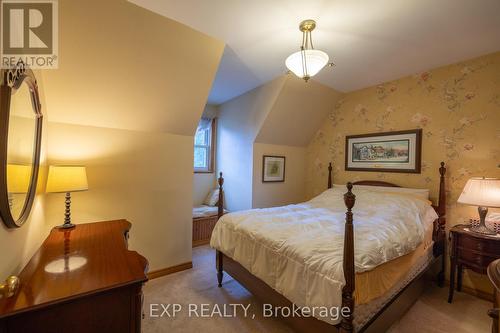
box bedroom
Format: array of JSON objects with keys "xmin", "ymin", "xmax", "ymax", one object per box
[{"xmin": 0, "ymin": 0, "xmax": 499, "ymax": 332}]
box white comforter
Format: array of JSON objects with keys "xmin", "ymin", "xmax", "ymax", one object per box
[{"xmin": 210, "ymin": 187, "xmax": 438, "ymax": 324}]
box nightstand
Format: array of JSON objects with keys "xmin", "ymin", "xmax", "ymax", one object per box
[{"xmin": 448, "ymin": 224, "xmax": 500, "ymax": 303}]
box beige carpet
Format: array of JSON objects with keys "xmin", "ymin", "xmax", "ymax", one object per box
[{"xmin": 143, "ymin": 245, "xmax": 491, "ymax": 333}]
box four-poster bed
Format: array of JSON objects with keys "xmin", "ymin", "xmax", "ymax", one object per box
[{"xmin": 213, "ymin": 162, "xmax": 447, "ymax": 333}]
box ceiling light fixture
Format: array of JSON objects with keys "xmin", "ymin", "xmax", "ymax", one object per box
[{"xmin": 285, "ymin": 19, "xmax": 332, "ymax": 82}]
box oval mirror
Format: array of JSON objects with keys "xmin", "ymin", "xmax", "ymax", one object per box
[{"xmin": 0, "ymin": 62, "xmax": 43, "ymax": 228}]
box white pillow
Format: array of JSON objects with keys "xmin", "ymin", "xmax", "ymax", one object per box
[
  {"xmin": 203, "ymin": 188, "xmax": 219, "ymax": 206},
  {"xmin": 333, "ymin": 184, "xmax": 430, "ymax": 200}
]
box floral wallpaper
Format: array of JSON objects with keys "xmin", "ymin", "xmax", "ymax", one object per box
[{"xmin": 306, "ymin": 52, "xmax": 500, "ymax": 292}]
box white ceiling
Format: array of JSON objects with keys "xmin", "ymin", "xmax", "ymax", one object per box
[{"xmin": 130, "ymin": 0, "xmax": 500, "ymax": 105}]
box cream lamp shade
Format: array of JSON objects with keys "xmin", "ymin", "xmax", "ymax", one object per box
[
  {"xmin": 285, "ymin": 49, "xmax": 329, "ymax": 80},
  {"xmin": 46, "ymin": 166, "xmax": 88, "ymax": 193},
  {"xmin": 457, "ymin": 178, "xmax": 500, "ymax": 208},
  {"xmin": 7, "ymin": 164, "xmax": 31, "ymax": 194}
]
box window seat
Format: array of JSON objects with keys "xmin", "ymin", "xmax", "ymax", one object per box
[
  {"xmin": 193, "ymin": 205, "xmax": 225, "ymax": 219},
  {"xmin": 192, "ymin": 205, "xmax": 227, "ymax": 247}
]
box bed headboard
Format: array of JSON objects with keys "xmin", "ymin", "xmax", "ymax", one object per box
[
  {"xmin": 351, "ymin": 180, "xmax": 400, "ymax": 187},
  {"xmin": 326, "ymin": 161, "xmax": 447, "ymax": 220}
]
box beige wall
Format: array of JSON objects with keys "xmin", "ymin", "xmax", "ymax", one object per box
[
  {"xmin": 252, "ymin": 143, "xmax": 306, "ymax": 208},
  {"xmin": 39, "ymin": 0, "xmax": 222, "ymax": 270},
  {"xmin": 45, "ymin": 122, "xmax": 194, "ymax": 271},
  {"xmin": 0, "ymin": 0, "xmax": 224, "ymax": 278},
  {"xmin": 0, "ymin": 163, "xmax": 49, "ymax": 278},
  {"xmin": 40, "ymin": 0, "xmax": 223, "ymax": 270},
  {"xmin": 255, "ymin": 76, "xmax": 343, "ymax": 146},
  {"xmin": 0, "ymin": 195, "xmax": 48, "ymax": 279},
  {"xmin": 307, "ymin": 51, "xmax": 500, "ymax": 293}
]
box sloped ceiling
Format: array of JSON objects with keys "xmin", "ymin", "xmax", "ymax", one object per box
[
  {"xmin": 255, "ymin": 76, "xmax": 342, "ymax": 146},
  {"xmin": 41, "ymin": 0, "xmax": 224, "ymax": 136},
  {"xmin": 218, "ymin": 75, "xmax": 342, "ymax": 148},
  {"xmin": 130, "ymin": 0, "xmax": 500, "ymax": 104},
  {"xmin": 218, "ymin": 76, "xmax": 287, "ymax": 143}
]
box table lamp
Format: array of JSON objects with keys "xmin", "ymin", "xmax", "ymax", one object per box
[
  {"xmin": 46, "ymin": 165, "xmax": 88, "ymax": 229},
  {"xmin": 458, "ymin": 177, "xmax": 500, "ymax": 235}
]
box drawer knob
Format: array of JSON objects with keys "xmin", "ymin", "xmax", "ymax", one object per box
[
  {"xmin": 0, "ymin": 275, "xmax": 20, "ymax": 298},
  {"xmin": 488, "ymin": 308, "xmax": 499, "ymax": 319}
]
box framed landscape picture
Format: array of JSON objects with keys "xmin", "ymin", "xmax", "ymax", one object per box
[
  {"xmin": 262, "ymin": 155, "xmax": 286, "ymax": 182},
  {"xmin": 345, "ymin": 129, "xmax": 422, "ymax": 173}
]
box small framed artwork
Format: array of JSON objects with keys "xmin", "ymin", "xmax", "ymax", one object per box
[
  {"xmin": 262, "ymin": 155, "xmax": 286, "ymax": 182},
  {"xmin": 345, "ymin": 129, "xmax": 422, "ymax": 173}
]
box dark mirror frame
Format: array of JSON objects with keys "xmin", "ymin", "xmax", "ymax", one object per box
[{"xmin": 0, "ymin": 61, "xmax": 43, "ymax": 228}]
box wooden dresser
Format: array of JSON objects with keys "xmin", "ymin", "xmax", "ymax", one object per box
[{"xmin": 0, "ymin": 220, "xmax": 148, "ymax": 333}]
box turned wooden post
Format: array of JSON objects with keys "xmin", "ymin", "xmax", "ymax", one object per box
[
  {"xmin": 217, "ymin": 172, "xmax": 224, "ymax": 220},
  {"xmin": 216, "ymin": 172, "xmax": 224, "ymax": 287},
  {"xmin": 437, "ymin": 162, "xmax": 446, "ymax": 225},
  {"xmin": 436, "ymin": 162, "xmax": 447, "ymax": 286},
  {"xmin": 327, "ymin": 162, "xmax": 333, "ymax": 189},
  {"xmin": 341, "ymin": 182, "xmax": 356, "ymax": 333}
]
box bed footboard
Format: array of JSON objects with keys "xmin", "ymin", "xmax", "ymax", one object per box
[{"xmin": 334, "ymin": 163, "xmax": 447, "ymax": 331}]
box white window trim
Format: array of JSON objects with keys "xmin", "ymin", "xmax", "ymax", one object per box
[{"xmin": 194, "ymin": 118, "xmax": 215, "ymax": 173}]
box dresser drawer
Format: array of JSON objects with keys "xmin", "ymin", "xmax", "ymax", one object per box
[
  {"xmin": 457, "ymin": 234, "xmax": 500, "ymax": 255},
  {"xmin": 458, "ymin": 250, "xmax": 498, "ymax": 269}
]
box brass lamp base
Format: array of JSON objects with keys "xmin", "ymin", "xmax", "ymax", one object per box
[
  {"xmin": 470, "ymin": 206, "xmax": 496, "ymax": 235},
  {"xmin": 299, "ymin": 19, "xmax": 316, "ymax": 32}
]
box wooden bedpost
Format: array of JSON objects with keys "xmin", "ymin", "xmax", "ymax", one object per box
[
  {"xmin": 437, "ymin": 162, "xmax": 446, "ymax": 225},
  {"xmin": 341, "ymin": 182, "xmax": 356, "ymax": 333},
  {"xmin": 216, "ymin": 172, "xmax": 224, "ymax": 287},
  {"xmin": 328, "ymin": 162, "xmax": 333, "ymax": 189},
  {"xmin": 217, "ymin": 172, "xmax": 224, "ymax": 220},
  {"xmin": 435, "ymin": 162, "xmax": 447, "ymax": 287}
]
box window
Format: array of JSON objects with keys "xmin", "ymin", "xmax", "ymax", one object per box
[{"xmin": 194, "ymin": 118, "xmax": 215, "ymax": 173}]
